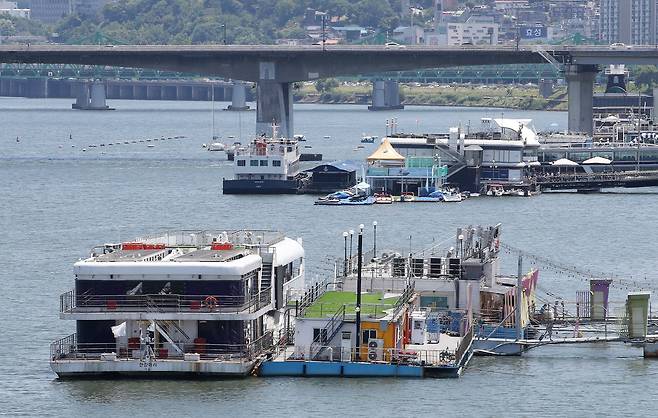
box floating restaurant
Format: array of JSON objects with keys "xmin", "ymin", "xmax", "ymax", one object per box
[{"xmin": 50, "ymin": 225, "xmax": 658, "ymax": 379}]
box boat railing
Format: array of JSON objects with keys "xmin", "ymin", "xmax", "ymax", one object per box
[
  {"xmin": 51, "ymin": 331, "xmax": 274, "ymax": 362},
  {"xmin": 536, "ymin": 169, "xmax": 658, "ymax": 185},
  {"xmin": 294, "ymin": 281, "xmax": 328, "ymax": 317},
  {"xmin": 60, "ymin": 288, "xmax": 272, "ymax": 314},
  {"xmin": 287, "ymin": 344, "xmax": 460, "ymax": 366}
]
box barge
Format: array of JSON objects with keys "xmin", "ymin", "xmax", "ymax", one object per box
[{"xmin": 50, "ymin": 229, "xmax": 305, "ymax": 378}]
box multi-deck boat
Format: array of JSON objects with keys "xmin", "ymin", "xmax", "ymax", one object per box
[
  {"xmin": 50, "ymin": 229, "xmax": 305, "ymax": 378},
  {"xmin": 222, "ymin": 125, "xmax": 304, "ymax": 194}
]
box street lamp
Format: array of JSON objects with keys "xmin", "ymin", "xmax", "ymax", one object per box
[
  {"xmin": 221, "ymin": 24, "xmax": 227, "ymax": 45},
  {"xmin": 343, "ymin": 231, "xmax": 348, "ymax": 276},
  {"xmin": 372, "ymin": 221, "xmax": 378, "ymax": 259},
  {"xmin": 355, "ymin": 224, "xmax": 364, "ymax": 360},
  {"xmin": 315, "ymin": 11, "xmax": 327, "ymax": 51},
  {"xmin": 349, "ymin": 229, "xmax": 354, "ymax": 273}
]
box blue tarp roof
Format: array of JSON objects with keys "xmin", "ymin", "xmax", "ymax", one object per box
[{"xmin": 305, "ymin": 160, "xmax": 363, "ymax": 173}]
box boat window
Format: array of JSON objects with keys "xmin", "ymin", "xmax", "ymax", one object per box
[
  {"xmin": 362, "ymin": 329, "xmax": 377, "ymax": 344},
  {"xmin": 640, "ymin": 151, "xmax": 658, "ymax": 161},
  {"xmin": 250, "ymin": 160, "xmax": 259, "ymax": 167},
  {"xmin": 615, "ymin": 151, "xmax": 636, "ymax": 161},
  {"xmin": 260, "ymin": 160, "xmax": 268, "ymax": 166},
  {"xmin": 313, "ymin": 328, "xmax": 328, "ymax": 343},
  {"xmin": 272, "ymin": 160, "xmax": 281, "ymax": 167},
  {"xmin": 237, "ymin": 160, "xmax": 246, "ymax": 167},
  {"xmin": 287, "ymin": 146, "xmax": 293, "ymax": 152}
]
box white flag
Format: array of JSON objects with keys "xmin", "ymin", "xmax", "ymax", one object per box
[{"xmin": 111, "ymin": 321, "xmax": 127, "ymax": 338}]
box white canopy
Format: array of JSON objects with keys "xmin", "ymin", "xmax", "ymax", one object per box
[
  {"xmin": 356, "ymin": 181, "xmax": 371, "ymax": 190},
  {"xmin": 551, "ymin": 158, "xmax": 579, "ymax": 167},
  {"xmin": 583, "ymin": 156, "xmax": 612, "ymax": 165}
]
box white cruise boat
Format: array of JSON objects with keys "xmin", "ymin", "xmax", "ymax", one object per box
[
  {"xmin": 222, "ymin": 125, "xmax": 303, "ymax": 194},
  {"xmin": 51, "ymin": 229, "xmax": 305, "ymax": 378}
]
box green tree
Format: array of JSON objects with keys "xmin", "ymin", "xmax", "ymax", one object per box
[{"xmin": 315, "ymin": 78, "xmax": 339, "ymax": 93}]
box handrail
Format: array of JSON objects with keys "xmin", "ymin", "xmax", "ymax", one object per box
[
  {"xmin": 310, "ymin": 305, "xmax": 346, "ymax": 360},
  {"xmin": 50, "ymin": 331, "xmax": 275, "ymax": 361},
  {"xmin": 60, "ymin": 287, "xmax": 273, "ymax": 314}
]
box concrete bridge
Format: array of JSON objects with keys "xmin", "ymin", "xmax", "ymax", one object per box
[{"xmin": 2, "ymin": 45, "xmax": 658, "ymax": 137}]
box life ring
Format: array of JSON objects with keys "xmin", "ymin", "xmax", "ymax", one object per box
[{"xmin": 204, "ymin": 296, "xmax": 218, "ymax": 310}]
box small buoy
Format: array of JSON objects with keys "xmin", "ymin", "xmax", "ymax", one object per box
[
  {"xmin": 82, "ymin": 148, "xmax": 87, "ymax": 152},
  {"xmin": 147, "ymin": 144, "xmax": 155, "ymax": 148},
  {"xmin": 202, "ymin": 144, "xmax": 207, "ymax": 148}
]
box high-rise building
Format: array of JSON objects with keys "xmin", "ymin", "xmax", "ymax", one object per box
[
  {"xmin": 29, "ymin": 0, "xmax": 73, "ymax": 23},
  {"xmin": 599, "ymin": 0, "xmax": 658, "ymax": 45}
]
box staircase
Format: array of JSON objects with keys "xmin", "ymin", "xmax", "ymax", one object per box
[
  {"xmin": 310, "ymin": 305, "xmax": 346, "ymax": 360},
  {"xmin": 144, "ymin": 296, "xmax": 192, "ymax": 354},
  {"xmin": 261, "ymin": 262, "xmax": 273, "ymax": 292}
]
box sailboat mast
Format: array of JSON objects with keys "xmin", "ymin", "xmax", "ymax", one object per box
[{"xmin": 211, "ymin": 81, "xmax": 215, "ymax": 141}]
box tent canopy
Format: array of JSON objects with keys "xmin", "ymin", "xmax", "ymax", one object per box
[
  {"xmin": 367, "ymin": 138, "xmax": 405, "ymax": 162},
  {"xmin": 583, "ymin": 156, "xmax": 612, "ymax": 165},
  {"xmin": 551, "ymin": 158, "xmax": 579, "ymax": 166}
]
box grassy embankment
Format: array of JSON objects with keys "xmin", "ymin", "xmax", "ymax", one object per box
[{"xmin": 295, "ymin": 82, "xmax": 569, "ymax": 111}]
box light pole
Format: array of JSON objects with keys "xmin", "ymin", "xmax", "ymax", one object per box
[
  {"xmin": 349, "ymin": 229, "xmax": 354, "ymax": 273},
  {"xmin": 315, "ymin": 11, "xmax": 327, "ymax": 51},
  {"xmin": 355, "ymin": 224, "xmax": 364, "ymax": 360},
  {"xmin": 221, "ymin": 24, "xmax": 227, "ymax": 45},
  {"xmin": 372, "ymin": 221, "xmax": 378, "ymax": 259},
  {"xmin": 343, "ymin": 231, "xmax": 348, "ymax": 276}
]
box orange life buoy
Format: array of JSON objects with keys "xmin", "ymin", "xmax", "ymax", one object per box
[{"xmin": 204, "ymin": 296, "xmax": 218, "ymax": 310}]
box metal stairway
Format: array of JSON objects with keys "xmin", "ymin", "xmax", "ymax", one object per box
[
  {"xmin": 261, "ymin": 262, "xmax": 273, "ymax": 292},
  {"xmin": 310, "ymin": 305, "xmax": 346, "ymax": 360}
]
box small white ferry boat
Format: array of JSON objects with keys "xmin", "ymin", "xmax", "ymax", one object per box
[
  {"xmin": 223, "ymin": 125, "xmax": 304, "ymax": 194},
  {"xmin": 51, "ymin": 229, "xmax": 305, "ymax": 378}
]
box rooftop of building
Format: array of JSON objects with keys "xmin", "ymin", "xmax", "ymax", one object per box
[{"xmin": 300, "ymin": 291, "xmax": 401, "ymax": 319}]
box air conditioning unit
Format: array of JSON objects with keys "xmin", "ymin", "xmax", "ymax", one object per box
[{"xmin": 367, "ymin": 339, "xmax": 384, "ymax": 361}]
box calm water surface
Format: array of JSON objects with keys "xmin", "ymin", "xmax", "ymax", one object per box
[{"xmin": 2, "ymin": 98, "xmax": 658, "ymax": 417}]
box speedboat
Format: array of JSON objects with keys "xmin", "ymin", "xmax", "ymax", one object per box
[
  {"xmin": 294, "ymin": 134, "xmax": 306, "ymax": 142},
  {"xmin": 486, "ymin": 185, "xmax": 505, "ymax": 197},
  {"xmin": 442, "ymin": 191, "xmax": 463, "ymax": 202},
  {"xmin": 361, "ymin": 135, "xmax": 378, "ymax": 143},
  {"xmin": 400, "ymin": 192, "xmax": 415, "ymax": 202},
  {"xmin": 415, "ymin": 190, "xmax": 444, "ymax": 202},
  {"xmin": 374, "ymin": 192, "xmax": 393, "ymax": 204},
  {"xmin": 207, "ymin": 142, "xmax": 226, "ymax": 152}
]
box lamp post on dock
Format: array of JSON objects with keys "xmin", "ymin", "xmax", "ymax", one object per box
[
  {"xmin": 349, "ymin": 229, "xmax": 354, "ymax": 273},
  {"xmin": 343, "ymin": 231, "xmax": 348, "ymax": 276},
  {"xmin": 355, "ymin": 224, "xmax": 364, "ymax": 361},
  {"xmin": 372, "ymin": 221, "xmax": 378, "ymax": 259}
]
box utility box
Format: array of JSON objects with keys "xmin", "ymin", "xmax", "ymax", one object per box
[
  {"xmin": 410, "ymin": 311, "xmax": 427, "ymax": 345},
  {"xmin": 627, "ymin": 292, "xmax": 651, "ymax": 339},
  {"xmin": 590, "ymin": 279, "xmax": 612, "ymax": 321}
]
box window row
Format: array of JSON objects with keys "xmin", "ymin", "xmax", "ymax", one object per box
[{"xmin": 237, "ymin": 160, "xmax": 282, "ymax": 167}]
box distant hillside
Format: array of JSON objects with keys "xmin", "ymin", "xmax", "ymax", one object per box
[{"xmin": 52, "ymin": 0, "xmax": 441, "ymax": 45}]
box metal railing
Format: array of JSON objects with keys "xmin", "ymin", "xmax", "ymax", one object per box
[
  {"xmin": 287, "ymin": 345, "xmax": 461, "ymax": 367},
  {"xmin": 294, "ymin": 281, "xmax": 327, "ymax": 317},
  {"xmin": 50, "ymin": 331, "xmax": 274, "ymax": 362},
  {"xmin": 60, "ymin": 288, "xmax": 272, "ymax": 315}
]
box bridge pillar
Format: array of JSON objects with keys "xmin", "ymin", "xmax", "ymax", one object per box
[
  {"xmin": 256, "ymin": 62, "xmax": 293, "ymax": 137},
  {"xmin": 565, "ymin": 64, "xmax": 598, "ymax": 135},
  {"xmin": 72, "ymin": 81, "xmax": 112, "ymax": 110},
  {"xmin": 369, "ymin": 80, "xmax": 404, "ymax": 111},
  {"xmin": 226, "ymin": 81, "xmax": 250, "ymax": 111}
]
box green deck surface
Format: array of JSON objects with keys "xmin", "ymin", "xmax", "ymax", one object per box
[{"xmin": 302, "ymin": 291, "xmax": 399, "ymax": 318}]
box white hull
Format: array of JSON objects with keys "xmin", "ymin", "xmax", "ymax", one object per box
[{"xmin": 51, "ymin": 358, "xmax": 257, "ymax": 378}]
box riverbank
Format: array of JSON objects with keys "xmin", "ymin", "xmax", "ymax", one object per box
[{"xmin": 295, "ymin": 82, "xmax": 568, "ymax": 111}]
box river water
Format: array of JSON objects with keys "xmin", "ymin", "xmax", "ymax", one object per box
[{"xmin": 2, "ymin": 98, "xmax": 658, "ymax": 416}]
